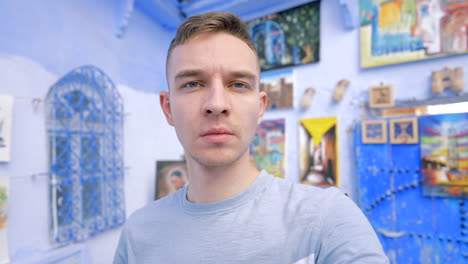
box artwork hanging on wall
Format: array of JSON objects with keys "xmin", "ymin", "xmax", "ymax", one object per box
[
  {"xmin": 360, "ymin": 0, "xmax": 468, "ymax": 68},
  {"xmin": 0, "ymin": 94, "xmax": 14, "ymax": 162},
  {"xmin": 260, "ymin": 69, "xmax": 294, "ymax": 110},
  {"xmin": 420, "ymin": 113, "xmax": 468, "ymax": 198},
  {"xmin": 431, "ymin": 66, "xmax": 464, "ymax": 94},
  {"xmin": 362, "ymin": 120, "xmax": 387, "ymax": 144},
  {"xmin": 155, "ymin": 161, "xmax": 188, "ymax": 200},
  {"xmin": 390, "ymin": 117, "xmax": 419, "ymax": 144},
  {"xmin": 0, "ymin": 177, "xmax": 9, "ymax": 264},
  {"xmin": 250, "ymin": 119, "xmax": 286, "ymax": 178},
  {"xmin": 246, "ymin": 1, "xmax": 320, "ymax": 71},
  {"xmin": 299, "ymin": 117, "xmax": 339, "ymax": 186},
  {"xmin": 369, "ymin": 84, "xmax": 394, "ymax": 108}
]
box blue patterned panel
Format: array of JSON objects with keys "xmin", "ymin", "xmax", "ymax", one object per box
[
  {"xmin": 356, "ymin": 118, "xmax": 468, "ymax": 263},
  {"xmin": 46, "ymin": 65, "xmax": 125, "ymax": 244}
]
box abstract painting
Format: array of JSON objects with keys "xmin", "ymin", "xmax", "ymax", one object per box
[
  {"xmin": 260, "ymin": 69, "xmax": 294, "ymax": 110},
  {"xmin": 362, "ymin": 120, "xmax": 388, "ymax": 144},
  {"xmin": 360, "ymin": 0, "xmax": 468, "ymax": 68},
  {"xmin": 390, "ymin": 117, "xmax": 419, "ymax": 144},
  {"xmin": 155, "ymin": 161, "xmax": 188, "ymax": 200},
  {"xmin": 247, "ymin": 1, "xmax": 320, "ymax": 71},
  {"xmin": 299, "ymin": 117, "xmax": 339, "ymax": 186},
  {"xmin": 0, "ymin": 95, "xmax": 14, "ymax": 162},
  {"xmin": 420, "ymin": 113, "xmax": 468, "ymax": 197},
  {"xmin": 250, "ymin": 119, "xmax": 286, "ymax": 178},
  {"xmin": 0, "ymin": 177, "xmax": 9, "ymax": 264}
]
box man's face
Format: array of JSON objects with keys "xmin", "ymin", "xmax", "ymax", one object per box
[{"xmin": 161, "ymin": 32, "xmax": 266, "ymax": 168}]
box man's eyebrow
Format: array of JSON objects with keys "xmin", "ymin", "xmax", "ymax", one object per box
[
  {"xmin": 174, "ymin": 70, "xmax": 203, "ymax": 80},
  {"xmin": 229, "ymin": 71, "xmax": 257, "ymax": 81}
]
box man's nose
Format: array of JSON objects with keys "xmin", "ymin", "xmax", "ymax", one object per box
[{"xmin": 202, "ymin": 81, "xmax": 231, "ymax": 116}]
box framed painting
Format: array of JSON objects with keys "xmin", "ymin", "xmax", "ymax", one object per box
[
  {"xmin": 362, "ymin": 120, "xmax": 387, "ymax": 144},
  {"xmin": 369, "ymin": 84, "xmax": 394, "ymax": 108},
  {"xmin": 390, "ymin": 117, "xmax": 419, "ymax": 144},
  {"xmin": 299, "ymin": 117, "xmax": 339, "ymax": 186},
  {"xmin": 155, "ymin": 160, "xmax": 188, "ymax": 200},
  {"xmin": 260, "ymin": 69, "xmax": 294, "ymax": 110},
  {"xmin": 0, "ymin": 177, "xmax": 8, "ymax": 264},
  {"xmin": 250, "ymin": 119, "xmax": 286, "ymax": 178},
  {"xmin": 420, "ymin": 113, "xmax": 468, "ymax": 197},
  {"xmin": 0, "ymin": 95, "xmax": 14, "ymax": 162},
  {"xmin": 247, "ymin": 1, "xmax": 320, "ymax": 71},
  {"xmin": 360, "ymin": 0, "xmax": 468, "ymax": 68}
]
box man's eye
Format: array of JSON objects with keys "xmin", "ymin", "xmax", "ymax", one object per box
[
  {"xmin": 232, "ymin": 82, "xmax": 247, "ymax": 89},
  {"xmin": 183, "ymin": 82, "xmax": 200, "ymax": 88}
]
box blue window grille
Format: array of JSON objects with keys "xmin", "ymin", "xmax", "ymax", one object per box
[{"xmin": 46, "ymin": 65, "xmax": 125, "ymax": 244}]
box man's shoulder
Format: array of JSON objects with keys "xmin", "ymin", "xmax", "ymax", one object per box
[
  {"xmin": 264, "ymin": 175, "xmax": 348, "ymax": 220},
  {"xmin": 268, "ymin": 175, "xmax": 346, "ymax": 205},
  {"xmin": 125, "ymin": 190, "xmax": 181, "ymax": 227}
]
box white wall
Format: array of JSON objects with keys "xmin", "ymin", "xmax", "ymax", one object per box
[{"xmin": 0, "ymin": 0, "xmax": 176, "ymax": 263}]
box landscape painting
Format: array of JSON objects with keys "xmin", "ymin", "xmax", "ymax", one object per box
[
  {"xmin": 260, "ymin": 69, "xmax": 294, "ymax": 110},
  {"xmin": 247, "ymin": 1, "xmax": 320, "ymax": 71},
  {"xmin": 420, "ymin": 113, "xmax": 468, "ymax": 197},
  {"xmin": 360, "ymin": 0, "xmax": 468, "ymax": 68}
]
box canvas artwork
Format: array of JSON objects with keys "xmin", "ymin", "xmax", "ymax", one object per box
[
  {"xmin": 246, "ymin": 1, "xmax": 320, "ymax": 71},
  {"xmin": 362, "ymin": 120, "xmax": 388, "ymax": 144},
  {"xmin": 155, "ymin": 161, "xmax": 188, "ymax": 200},
  {"xmin": 390, "ymin": 117, "xmax": 419, "ymax": 144},
  {"xmin": 250, "ymin": 119, "xmax": 286, "ymax": 178},
  {"xmin": 299, "ymin": 117, "xmax": 339, "ymax": 186},
  {"xmin": 420, "ymin": 113, "xmax": 468, "ymax": 198},
  {"xmin": 360, "ymin": 0, "xmax": 468, "ymax": 68},
  {"xmin": 260, "ymin": 69, "xmax": 294, "ymax": 110},
  {"xmin": 0, "ymin": 177, "xmax": 9, "ymax": 264},
  {"xmin": 369, "ymin": 84, "xmax": 394, "ymax": 108},
  {"xmin": 0, "ymin": 95, "xmax": 14, "ymax": 162}
]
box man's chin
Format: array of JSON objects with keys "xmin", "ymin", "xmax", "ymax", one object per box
[{"xmin": 190, "ymin": 152, "xmax": 242, "ymax": 168}]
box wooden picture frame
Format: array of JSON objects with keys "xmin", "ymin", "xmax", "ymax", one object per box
[
  {"xmin": 362, "ymin": 120, "xmax": 387, "ymax": 144},
  {"xmin": 369, "ymin": 84, "xmax": 394, "ymax": 108},
  {"xmin": 390, "ymin": 117, "xmax": 419, "ymax": 144}
]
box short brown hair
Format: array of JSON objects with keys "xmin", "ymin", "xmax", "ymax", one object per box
[{"xmin": 166, "ymin": 12, "xmax": 257, "ymax": 68}]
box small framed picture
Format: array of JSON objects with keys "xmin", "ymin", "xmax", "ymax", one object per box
[
  {"xmin": 155, "ymin": 160, "xmax": 188, "ymax": 200},
  {"xmin": 369, "ymin": 84, "xmax": 394, "ymax": 108},
  {"xmin": 390, "ymin": 117, "xmax": 419, "ymax": 144},
  {"xmin": 362, "ymin": 120, "xmax": 387, "ymax": 144}
]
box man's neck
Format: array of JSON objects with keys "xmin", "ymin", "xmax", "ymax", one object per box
[{"xmin": 185, "ymin": 152, "xmax": 260, "ymax": 203}]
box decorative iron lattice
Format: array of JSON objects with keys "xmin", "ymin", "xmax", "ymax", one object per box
[{"xmin": 46, "ymin": 65, "xmax": 125, "ymax": 244}]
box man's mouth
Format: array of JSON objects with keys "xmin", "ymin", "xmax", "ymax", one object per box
[{"xmin": 201, "ymin": 128, "xmax": 234, "ymax": 143}]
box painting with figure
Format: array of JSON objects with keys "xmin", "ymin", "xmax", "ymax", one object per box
[
  {"xmin": 360, "ymin": 0, "xmax": 468, "ymax": 68},
  {"xmin": 0, "ymin": 177, "xmax": 9, "ymax": 264},
  {"xmin": 299, "ymin": 117, "xmax": 339, "ymax": 186},
  {"xmin": 246, "ymin": 1, "xmax": 320, "ymax": 71},
  {"xmin": 0, "ymin": 95, "xmax": 14, "ymax": 162},
  {"xmin": 260, "ymin": 69, "xmax": 294, "ymax": 110},
  {"xmin": 155, "ymin": 161, "xmax": 188, "ymax": 200},
  {"xmin": 250, "ymin": 119, "xmax": 286, "ymax": 178},
  {"xmin": 420, "ymin": 113, "xmax": 468, "ymax": 198}
]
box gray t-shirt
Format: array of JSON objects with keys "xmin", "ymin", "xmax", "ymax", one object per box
[{"xmin": 114, "ymin": 171, "xmax": 388, "ymax": 263}]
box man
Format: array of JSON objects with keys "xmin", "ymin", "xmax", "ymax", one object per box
[{"xmin": 114, "ymin": 12, "xmax": 388, "ymax": 263}]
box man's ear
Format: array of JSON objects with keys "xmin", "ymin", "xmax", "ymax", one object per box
[
  {"xmin": 160, "ymin": 91, "xmax": 174, "ymax": 126},
  {"xmin": 257, "ymin": 91, "xmax": 267, "ymax": 125}
]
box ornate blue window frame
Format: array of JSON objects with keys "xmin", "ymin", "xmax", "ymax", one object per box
[{"xmin": 46, "ymin": 65, "xmax": 125, "ymax": 244}]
